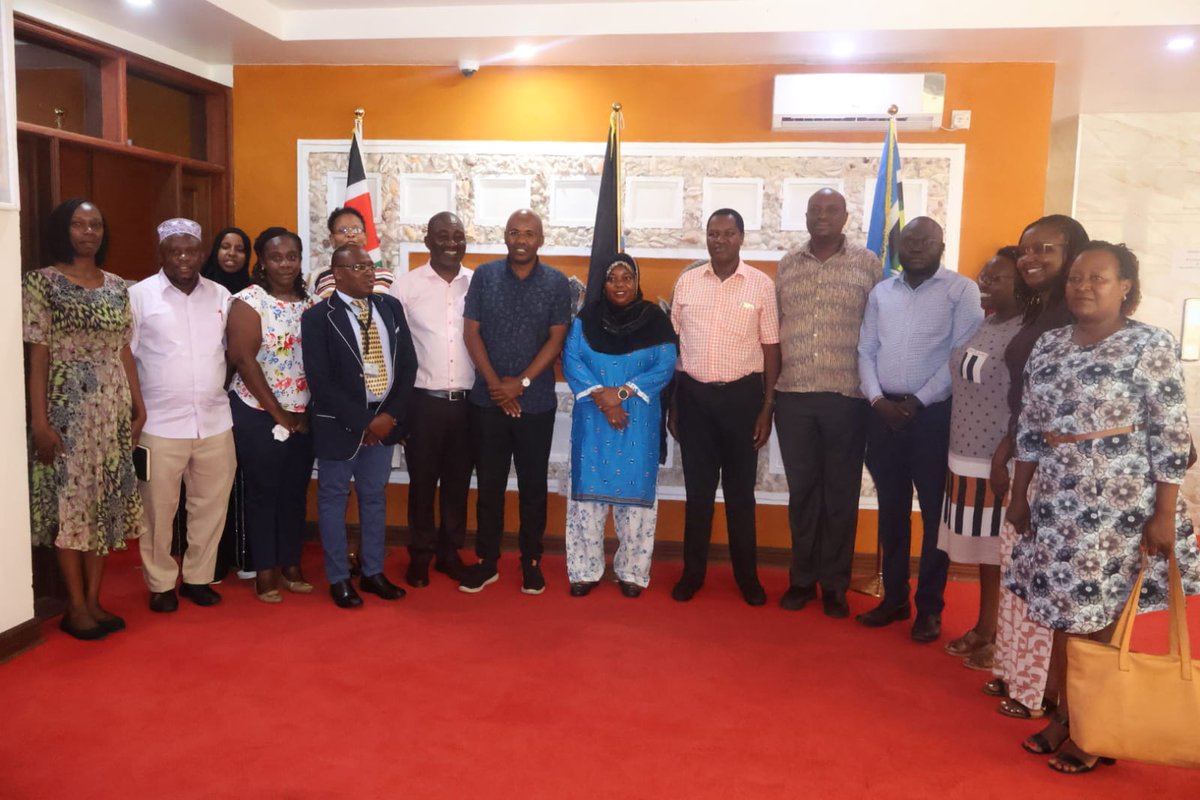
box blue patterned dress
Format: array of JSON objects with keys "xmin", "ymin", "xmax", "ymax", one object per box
[{"xmin": 1007, "ymin": 321, "xmax": 1200, "ymax": 633}]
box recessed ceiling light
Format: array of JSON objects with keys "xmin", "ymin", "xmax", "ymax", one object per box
[
  {"xmin": 126, "ymin": 0, "xmax": 153, "ymax": 8},
  {"xmin": 512, "ymin": 44, "xmax": 536, "ymax": 61},
  {"xmin": 831, "ymin": 40, "xmax": 854, "ymax": 59},
  {"xmin": 1167, "ymin": 36, "xmax": 1195, "ymax": 52}
]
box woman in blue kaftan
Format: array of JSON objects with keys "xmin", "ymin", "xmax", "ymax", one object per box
[{"xmin": 563, "ymin": 254, "xmax": 677, "ymax": 597}]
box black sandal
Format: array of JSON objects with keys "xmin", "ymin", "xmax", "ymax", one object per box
[
  {"xmin": 1022, "ymin": 715, "xmax": 1069, "ymax": 755},
  {"xmin": 982, "ymin": 678, "xmax": 1007, "ymax": 697},
  {"xmin": 1048, "ymin": 753, "xmax": 1115, "ymax": 774}
]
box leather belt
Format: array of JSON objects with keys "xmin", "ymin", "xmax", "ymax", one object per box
[
  {"xmin": 883, "ymin": 393, "xmax": 918, "ymax": 403},
  {"xmin": 416, "ymin": 388, "xmax": 469, "ymax": 401},
  {"xmin": 1043, "ymin": 424, "xmax": 1142, "ymax": 447}
]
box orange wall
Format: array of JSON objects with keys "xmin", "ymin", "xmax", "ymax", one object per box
[{"xmin": 232, "ymin": 61, "xmax": 1055, "ymax": 553}]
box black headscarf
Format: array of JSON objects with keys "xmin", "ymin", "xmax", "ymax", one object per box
[
  {"xmin": 579, "ymin": 253, "xmax": 676, "ymax": 356},
  {"xmin": 201, "ymin": 226, "xmax": 251, "ymax": 295}
]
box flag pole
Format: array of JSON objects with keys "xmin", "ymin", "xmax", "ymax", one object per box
[{"xmin": 850, "ymin": 104, "xmax": 899, "ymax": 600}]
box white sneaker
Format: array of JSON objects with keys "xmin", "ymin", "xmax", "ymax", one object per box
[{"xmin": 236, "ymin": 570, "xmax": 257, "ymax": 580}]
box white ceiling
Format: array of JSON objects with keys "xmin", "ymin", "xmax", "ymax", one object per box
[{"xmin": 13, "ymin": 0, "xmax": 1200, "ymax": 118}]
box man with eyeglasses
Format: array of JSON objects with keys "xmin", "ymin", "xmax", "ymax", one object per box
[
  {"xmin": 856, "ymin": 216, "xmax": 983, "ymax": 642},
  {"xmin": 301, "ymin": 244, "xmax": 418, "ymax": 609},
  {"xmin": 668, "ymin": 208, "xmax": 781, "ymax": 606},
  {"xmin": 308, "ymin": 206, "xmax": 392, "ymax": 299}
]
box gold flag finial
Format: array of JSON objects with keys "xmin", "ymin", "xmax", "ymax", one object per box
[
  {"xmin": 612, "ymin": 102, "xmax": 621, "ymax": 112},
  {"xmin": 887, "ymin": 104, "xmax": 899, "ymax": 116},
  {"xmin": 353, "ymin": 108, "xmax": 365, "ymax": 137}
]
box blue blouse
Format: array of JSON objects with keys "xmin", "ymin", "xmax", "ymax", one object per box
[{"xmin": 563, "ymin": 318, "xmax": 678, "ymax": 507}]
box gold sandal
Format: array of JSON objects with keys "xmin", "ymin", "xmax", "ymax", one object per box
[{"xmin": 944, "ymin": 629, "xmax": 989, "ymax": 656}]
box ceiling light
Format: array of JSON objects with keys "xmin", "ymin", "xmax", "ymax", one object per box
[
  {"xmin": 512, "ymin": 44, "xmax": 536, "ymax": 61},
  {"xmin": 125, "ymin": 0, "xmax": 153, "ymax": 7},
  {"xmin": 831, "ymin": 40, "xmax": 854, "ymax": 59},
  {"xmin": 1167, "ymin": 36, "xmax": 1195, "ymax": 52}
]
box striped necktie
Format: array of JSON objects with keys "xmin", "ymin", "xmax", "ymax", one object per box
[{"xmin": 352, "ymin": 298, "xmax": 389, "ymax": 395}]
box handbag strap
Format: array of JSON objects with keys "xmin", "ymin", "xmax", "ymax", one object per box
[{"xmin": 1116, "ymin": 552, "xmax": 1192, "ymax": 681}]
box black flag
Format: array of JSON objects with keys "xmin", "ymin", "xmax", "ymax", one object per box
[{"xmin": 584, "ymin": 105, "xmax": 623, "ymax": 308}]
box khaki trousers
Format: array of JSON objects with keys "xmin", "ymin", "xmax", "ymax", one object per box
[{"xmin": 138, "ymin": 429, "xmax": 237, "ymax": 592}]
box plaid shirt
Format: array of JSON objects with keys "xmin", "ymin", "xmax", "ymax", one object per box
[{"xmin": 671, "ymin": 260, "xmax": 780, "ymax": 383}]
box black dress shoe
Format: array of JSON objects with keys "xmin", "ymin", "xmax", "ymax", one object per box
[
  {"xmin": 406, "ymin": 558, "xmax": 431, "ymax": 588},
  {"xmin": 741, "ymin": 584, "xmax": 768, "ymax": 607},
  {"xmin": 856, "ymin": 600, "xmax": 911, "ymax": 628},
  {"xmin": 911, "ymin": 612, "xmax": 943, "ymax": 643},
  {"xmin": 671, "ymin": 575, "xmax": 703, "ymax": 602},
  {"xmin": 149, "ymin": 590, "xmax": 179, "ymax": 613},
  {"xmin": 59, "ymin": 616, "xmax": 107, "ymax": 641},
  {"xmin": 618, "ymin": 581, "xmax": 643, "ymax": 598},
  {"xmin": 779, "ymin": 585, "xmax": 817, "ymax": 611},
  {"xmin": 822, "ymin": 593, "xmax": 850, "ymax": 619},
  {"xmin": 96, "ymin": 614, "xmax": 127, "ymax": 633},
  {"xmin": 569, "ymin": 581, "xmax": 598, "ymax": 597},
  {"xmin": 180, "ymin": 583, "xmax": 222, "ymax": 607},
  {"xmin": 360, "ymin": 573, "xmax": 406, "ymax": 601},
  {"xmin": 330, "ymin": 579, "xmax": 363, "ymax": 609},
  {"xmin": 434, "ymin": 551, "xmax": 466, "ymax": 582}
]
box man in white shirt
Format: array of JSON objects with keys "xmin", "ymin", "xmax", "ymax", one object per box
[
  {"xmin": 390, "ymin": 211, "xmax": 473, "ymax": 587},
  {"xmin": 129, "ymin": 218, "xmax": 237, "ymax": 613}
]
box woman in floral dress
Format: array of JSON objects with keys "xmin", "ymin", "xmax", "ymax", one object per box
[
  {"xmin": 1006, "ymin": 242, "xmax": 1200, "ymax": 773},
  {"xmin": 227, "ymin": 227, "xmax": 314, "ymax": 603},
  {"xmin": 23, "ymin": 198, "xmax": 146, "ymax": 640}
]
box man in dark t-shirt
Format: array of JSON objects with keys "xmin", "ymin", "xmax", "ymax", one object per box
[{"xmin": 460, "ymin": 209, "xmax": 572, "ymax": 595}]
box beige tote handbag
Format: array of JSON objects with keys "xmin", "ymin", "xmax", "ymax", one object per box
[{"xmin": 1067, "ymin": 553, "xmax": 1200, "ymax": 768}]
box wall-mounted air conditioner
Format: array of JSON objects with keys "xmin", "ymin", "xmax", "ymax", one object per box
[{"xmin": 772, "ymin": 73, "xmax": 945, "ymax": 132}]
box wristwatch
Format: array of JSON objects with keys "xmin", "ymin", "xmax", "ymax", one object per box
[
  {"xmin": 520, "ymin": 377, "xmax": 531, "ymax": 389},
  {"xmin": 616, "ymin": 386, "xmax": 631, "ymax": 401}
]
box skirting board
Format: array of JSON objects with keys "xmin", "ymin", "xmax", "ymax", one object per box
[{"xmin": 0, "ymin": 618, "xmax": 42, "ymax": 664}]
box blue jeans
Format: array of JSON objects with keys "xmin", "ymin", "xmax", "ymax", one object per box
[{"xmin": 317, "ymin": 443, "xmax": 394, "ymax": 584}]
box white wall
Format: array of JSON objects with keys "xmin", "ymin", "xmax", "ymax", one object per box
[
  {"xmin": 1, "ymin": 0, "xmax": 35, "ymax": 633},
  {"xmin": 0, "ymin": 208, "xmax": 33, "ymax": 633}
]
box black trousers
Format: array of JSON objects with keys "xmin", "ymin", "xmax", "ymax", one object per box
[
  {"xmin": 676, "ymin": 372, "xmax": 763, "ymax": 590},
  {"xmin": 863, "ymin": 398, "xmax": 951, "ymax": 615},
  {"xmin": 470, "ymin": 404, "xmax": 555, "ymax": 563},
  {"xmin": 403, "ymin": 392, "xmax": 473, "ymax": 562},
  {"xmin": 774, "ymin": 391, "xmax": 868, "ymax": 597},
  {"xmin": 230, "ymin": 395, "xmax": 313, "ymax": 572}
]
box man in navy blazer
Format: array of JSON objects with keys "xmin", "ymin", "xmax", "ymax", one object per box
[{"xmin": 301, "ymin": 244, "xmax": 418, "ymax": 608}]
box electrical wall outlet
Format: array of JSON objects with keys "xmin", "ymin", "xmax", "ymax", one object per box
[{"xmin": 950, "ymin": 110, "xmax": 971, "ymax": 130}]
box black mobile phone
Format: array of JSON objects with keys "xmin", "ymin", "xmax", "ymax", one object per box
[{"xmin": 132, "ymin": 445, "xmax": 150, "ymax": 482}]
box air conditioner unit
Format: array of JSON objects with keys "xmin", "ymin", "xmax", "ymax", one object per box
[{"xmin": 772, "ymin": 73, "xmax": 945, "ymax": 132}]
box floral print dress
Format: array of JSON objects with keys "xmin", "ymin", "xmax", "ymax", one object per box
[
  {"xmin": 22, "ymin": 267, "xmax": 143, "ymax": 554},
  {"xmin": 1007, "ymin": 321, "xmax": 1200, "ymax": 633},
  {"xmin": 229, "ymin": 284, "xmax": 312, "ymax": 412}
]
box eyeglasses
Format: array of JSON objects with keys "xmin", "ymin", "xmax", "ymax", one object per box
[
  {"xmin": 335, "ymin": 226, "xmax": 365, "ymax": 236},
  {"xmin": 70, "ymin": 220, "xmax": 104, "ymax": 233},
  {"xmin": 1018, "ymin": 242, "xmax": 1065, "ymax": 257},
  {"xmin": 335, "ymin": 263, "xmax": 375, "ymax": 273}
]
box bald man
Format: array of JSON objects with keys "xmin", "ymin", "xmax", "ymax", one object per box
[
  {"xmin": 774, "ymin": 189, "xmax": 881, "ymax": 618},
  {"xmin": 460, "ymin": 209, "xmax": 572, "ymax": 595}
]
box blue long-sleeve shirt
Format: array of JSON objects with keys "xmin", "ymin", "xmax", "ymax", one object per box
[{"xmin": 857, "ymin": 267, "xmax": 983, "ymax": 406}]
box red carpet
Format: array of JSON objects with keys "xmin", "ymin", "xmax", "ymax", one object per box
[{"xmin": 1, "ymin": 544, "xmax": 1196, "ymax": 799}]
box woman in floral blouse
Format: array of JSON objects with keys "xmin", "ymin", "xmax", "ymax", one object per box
[
  {"xmin": 1006, "ymin": 242, "xmax": 1200, "ymax": 774},
  {"xmin": 227, "ymin": 227, "xmax": 314, "ymax": 603}
]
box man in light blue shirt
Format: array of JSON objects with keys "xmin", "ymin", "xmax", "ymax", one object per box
[{"xmin": 855, "ymin": 217, "xmax": 983, "ymax": 643}]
